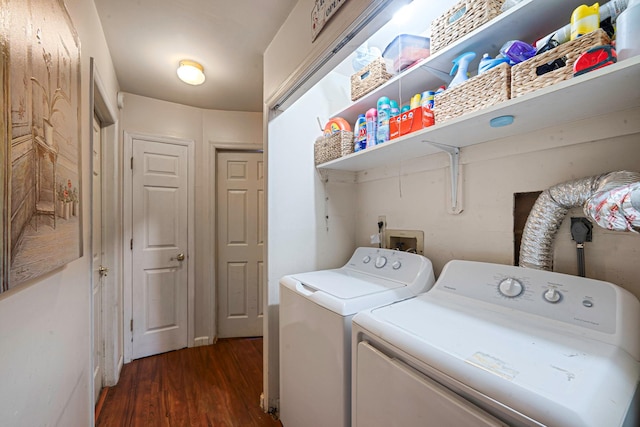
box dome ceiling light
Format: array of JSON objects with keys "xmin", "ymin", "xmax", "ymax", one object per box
[{"xmin": 177, "ymin": 60, "xmax": 205, "ymax": 85}]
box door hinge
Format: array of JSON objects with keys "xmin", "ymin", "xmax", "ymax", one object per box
[
  {"xmin": 130, "ymin": 319, "xmax": 133, "ymax": 332},
  {"xmin": 130, "ymin": 239, "xmax": 133, "ymax": 250},
  {"xmin": 130, "ymin": 156, "xmax": 133, "ymax": 170}
]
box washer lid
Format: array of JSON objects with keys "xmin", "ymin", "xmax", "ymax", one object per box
[
  {"xmin": 281, "ymin": 269, "xmax": 417, "ymax": 316},
  {"xmin": 291, "ymin": 269, "xmax": 405, "ymax": 298}
]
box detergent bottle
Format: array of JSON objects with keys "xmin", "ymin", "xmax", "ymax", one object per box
[
  {"xmin": 376, "ymin": 96, "xmax": 391, "ymax": 145},
  {"xmin": 365, "ymin": 108, "xmax": 377, "ymax": 148},
  {"xmin": 616, "ymin": 0, "xmax": 640, "ymax": 60},
  {"xmin": 449, "ymin": 52, "xmax": 476, "ymax": 88},
  {"xmin": 571, "ymin": 3, "xmax": 600, "ymax": 40},
  {"xmin": 353, "ymin": 114, "xmax": 367, "ymax": 152}
]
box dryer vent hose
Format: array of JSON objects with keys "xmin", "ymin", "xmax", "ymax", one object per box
[{"xmin": 519, "ymin": 170, "xmax": 640, "ymax": 271}]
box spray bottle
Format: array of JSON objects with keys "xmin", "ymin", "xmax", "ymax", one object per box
[{"xmin": 449, "ymin": 52, "xmax": 476, "ymax": 88}]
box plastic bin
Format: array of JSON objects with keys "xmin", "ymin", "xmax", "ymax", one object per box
[{"xmin": 383, "ymin": 34, "xmax": 431, "ymax": 73}]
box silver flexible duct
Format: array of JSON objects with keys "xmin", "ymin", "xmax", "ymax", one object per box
[{"xmin": 519, "ymin": 171, "xmax": 640, "ymax": 271}]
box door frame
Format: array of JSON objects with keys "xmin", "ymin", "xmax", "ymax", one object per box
[
  {"xmin": 123, "ymin": 131, "xmax": 196, "ymax": 363},
  {"xmin": 209, "ymin": 142, "xmax": 262, "ymax": 341},
  {"xmin": 89, "ymin": 59, "xmax": 120, "ymax": 407}
]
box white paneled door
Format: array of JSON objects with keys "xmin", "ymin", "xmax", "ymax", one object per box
[
  {"xmin": 217, "ymin": 151, "xmax": 264, "ymax": 338},
  {"xmin": 132, "ymin": 139, "xmax": 189, "ymax": 359}
]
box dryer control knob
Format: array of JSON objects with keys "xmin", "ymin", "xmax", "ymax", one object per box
[
  {"xmin": 498, "ymin": 278, "xmax": 523, "ymax": 297},
  {"xmin": 362, "ymin": 256, "xmax": 371, "ymax": 264},
  {"xmin": 392, "ymin": 261, "xmax": 401, "ymax": 270},
  {"xmin": 543, "ymin": 288, "xmax": 561, "ymax": 303},
  {"xmin": 375, "ymin": 256, "xmax": 387, "ymax": 268}
]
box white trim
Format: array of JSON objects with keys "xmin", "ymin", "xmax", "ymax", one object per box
[
  {"xmin": 123, "ymin": 132, "xmax": 196, "ymax": 362},
  {"xmin": 90, "ymin": 59, "xmax": 121, "ymax": 408}
]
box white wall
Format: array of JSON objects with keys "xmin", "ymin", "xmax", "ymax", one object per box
[
  {"xmin": 353, "ymin": 110, "xmax": 640, "ymax": 299},
  {"xmin": 0, "ymin": 0, "xmax": 120, "ymax": 425},
  {"xmin": 120, "ymin": 94, "xmax": 262, "ymax": 344}
]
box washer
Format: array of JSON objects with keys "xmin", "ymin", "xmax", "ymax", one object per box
[
  {"xmin": 279, "ymin": 247, "xmax": 435, "ymax": 427},
  {"xmin": 352, "ymin": 260, "xmax": 640, "ymax": 427}
]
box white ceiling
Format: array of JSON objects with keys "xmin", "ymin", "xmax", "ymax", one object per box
[{"xmin": 93, "ymin": 0, "xmax": 298, "ymax": 112}]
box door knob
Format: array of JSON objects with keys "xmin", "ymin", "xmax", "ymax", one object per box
[
  {"xmin": 98, "ymin": 266, "xmax": 109, "ymax": 276},
  {"xmin": 171, "ymin": 253, "xmax": 185, "ymax": 261}
]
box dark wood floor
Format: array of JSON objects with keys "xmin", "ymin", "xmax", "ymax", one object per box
[{"xmin": 97, "ymin": 338, "xmax": 282, "ymax": 427}]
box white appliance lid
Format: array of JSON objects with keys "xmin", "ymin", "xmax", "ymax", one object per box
[
  {"xmin": 290, "ymin": 269, "xmax": 405, "ymax": 299},
  {"xmin": 355, "ymin": 293, "xmax": 639, "ymax": 427}
]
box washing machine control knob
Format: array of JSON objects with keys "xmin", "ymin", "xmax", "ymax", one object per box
[
  {"xmin": 375, "ymin": 256, "xmax": 387, "ymax": 268},
  {"xmin": 543, "ymin": 288, "xmax": 561, "ymax": 303},
  {"xmin": 392, "ymin": 260, "xmax": 401, "ymax": 270},
  {"xmin": 362, "ymin": 256, "xmax": 371, "ymax": 264},
  {"xmin": 498, "ymin": 278, "xmax": 523, "ymax": 297}
]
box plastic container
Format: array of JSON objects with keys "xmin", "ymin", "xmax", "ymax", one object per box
[
  {"xmin": 382, "ymin": 34, "xmax": 431, "ymax": 73},
  {"xmin": 353, "ymin": 114, "xmax": 367, "ymax": 152},
  {"xmin": 376, "ymin": 96, "xmax": 391, "ymax": 145},
  {"xmin": 616, "ymin": 0, "xmax": 640, "ymax": 60},
  {"xmin": 571, "ymin": 3, "xmax": 600, "ymax": 40},
  {"xmin": 365, "ymin": 108, "xmax": 377, "ymax": 148}
]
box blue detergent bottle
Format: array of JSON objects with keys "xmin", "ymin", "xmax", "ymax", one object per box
[
  {"xmin": 353, "ymin": 114, "xmax": 367, "ymax": 152},
  {"xmin": 376, "ymin": 96, "xmax": 391, "ymax": 144},
  {"xmin": 390, "ymin": 100, "xmax": 400, "ymax": 118}
]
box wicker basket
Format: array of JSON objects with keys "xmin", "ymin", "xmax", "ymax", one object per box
[
  {"xmin": 511, "ymin": 29, "xmax": 611, "ymax": 99},
  {"xmin": 433, "ymin": 62, "xmax": 510, "ymax": 123},
  {"xmin": 314, "ymin": 131, "xmax": 354, "ymax": 165},
  {"xmin": 351, "ymin": 57, "xmax": 393, "ymax": 101},
  {"xmin": 431, "ymin": 0, "xmax": 504, "ymax": 53}
]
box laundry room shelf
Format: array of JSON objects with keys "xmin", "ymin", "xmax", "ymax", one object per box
[
  {"xmin": 317, "ymin": 55, "xmax": 640, "ymax": 172},
  {"xmin": 331, "ymin": 0, "xmax": 590, "ymax": 126}
]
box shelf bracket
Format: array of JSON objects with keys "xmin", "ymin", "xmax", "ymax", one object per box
[{"xmin": 429, "ymin": 142, "xmax": 462, "ymax": 214}]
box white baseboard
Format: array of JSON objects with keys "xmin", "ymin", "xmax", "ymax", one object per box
[{"xmin": 194, "ymin": 336, "xmax": 210, "ymax": 347}]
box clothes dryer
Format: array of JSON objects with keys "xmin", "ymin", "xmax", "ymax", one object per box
[{"xmin": 352, "ymin": 260, "xmax": 640, "ymax": 427}]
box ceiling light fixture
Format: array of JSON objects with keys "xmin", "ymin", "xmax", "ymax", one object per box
[{"xmin": 177, "ymin": 60, "xmax": 205, "ymax": 85}]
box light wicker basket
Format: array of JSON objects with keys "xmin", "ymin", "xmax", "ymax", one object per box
[
  {"xmin": 314, "ymin": 131, "xmax": 354, "ymax": 165},
  {"xmin": 433, "ymin": 62, "xmax": 511, "ymax": 124},
  {"xmin": 350, "ymin": 57, "xmax": 393, "ymax": 101},
  {"xmin": 431, "ymin": 0, "xmax": 504, "ymax": 53},
  {"xmin": 511, "ymin": 29, "xmax": 611, "ymax": 99}
]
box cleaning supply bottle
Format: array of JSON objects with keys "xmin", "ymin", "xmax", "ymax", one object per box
[
  {"xmin": 365, "ymin": 108, "xmax": 377, "ymax": 148},
  {"xmin": 571, "ymin": 3, "xmax": 600, "ymax": 40},
  {"xmin": 376, "ymin": 96, "xmax": 391, "ymax": 144},
  {"xmin": 478, "ymin": 53, "xmax": 510, "ymax": 74},
  {"xmin": 616, "ymin": 0, "xmax": 640, "ymax": 60},
  {"xmin": 410, "ymin": 93, "xmax": 422, "ymax": 110},
  {"xmin": 353, "ymin": 114, "xmax": 367, "ymax": 152},
  {"xmin": 390, "ymin": 100, "xmax": 400, "ymax": 118},
  {"xmin": 449, "ymin": 51, "xmax": 476, "ymax": 88}
]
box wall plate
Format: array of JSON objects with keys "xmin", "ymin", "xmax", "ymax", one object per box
[{"xmin": 385, "ymin": 229, "xmax": 424, "ymax": 254}]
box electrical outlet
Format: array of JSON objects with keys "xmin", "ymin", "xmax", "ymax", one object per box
[
  {"xmin": 378, "ymin": 215, "xmax": 386, "ymax": 228},
  {"xmin": 571, "ymin": 217, "xmax": 593, "ymax": 242}
]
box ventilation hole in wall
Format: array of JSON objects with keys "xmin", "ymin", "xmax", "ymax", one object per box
[{"xmin": 513, "ymin": 191, "xmax": 542, "ymax": 266}]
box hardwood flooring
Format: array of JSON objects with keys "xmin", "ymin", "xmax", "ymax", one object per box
[{"xmin": 97, "ymin": 338, "xmax": 282, "ymax": 427}]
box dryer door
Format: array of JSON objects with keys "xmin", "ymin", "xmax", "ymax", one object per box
[{"xmin": 354, "ymin": 341, "xmax": 507, "ymax": 427}]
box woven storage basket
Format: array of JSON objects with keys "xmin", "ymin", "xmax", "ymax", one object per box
[
  {"xmin": 433, "ymin": 62, "xmax": 510, "ymax": 124},
  {"xmin": 314, "ymin": 131, "xmax": 354, "ymax": 165},
  {"xmin": 431, "ymin": 0, "xmax": 504, "ymax": 53},
  {"xmin": 511, "ymin": 29, "xmax": 610, "ymax": 99},
  {"xmin": 351, "ymin": 57, "xmax": 393, "ymax": 101}
]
